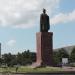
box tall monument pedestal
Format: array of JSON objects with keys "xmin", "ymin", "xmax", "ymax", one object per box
[{"xmin": 36, "ymin": 32, "xmax": 53, "ymax": 66}]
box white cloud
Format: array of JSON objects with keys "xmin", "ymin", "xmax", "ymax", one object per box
[
  {"xmin": 51, "ymin": 10, "xmax": 75, "ymax": 25},
  {"xmin": 7, "ymin": 40, "xmax": 16, "ymax": 47},
  {"xmin": 0, "ymin": 0, "xmax": 60, "ymax": 28}
]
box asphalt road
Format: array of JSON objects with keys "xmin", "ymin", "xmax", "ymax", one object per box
[{"xmin": 0, "ymin": 72, "xmax": 75, "ymax": 75}]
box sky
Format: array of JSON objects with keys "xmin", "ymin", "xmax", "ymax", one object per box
[{"xmin": 0, "ymin": 0, "xmax": 75, "ymax": 54}]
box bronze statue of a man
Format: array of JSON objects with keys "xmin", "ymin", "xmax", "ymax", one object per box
[{"xmin": 40, "ymin": 9, "xmax": 50, "ymax": 32}]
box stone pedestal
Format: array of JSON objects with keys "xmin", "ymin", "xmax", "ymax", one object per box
[{"xmin": 36, "ymin": 32, "xmax": 53, "ymax": 66}]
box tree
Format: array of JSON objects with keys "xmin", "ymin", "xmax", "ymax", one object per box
[
  {"xmin": 2, "ymin": 50, "xmax": 36, "ymax": 66},
  {"xmin": 53, "ymin": 51, "xmax": 59, "ymax": 66},
  {"xmin": 58, "ymin": 48, "xmax": 69, "ymax": 63},
  {"xmin": 70, "ymin": 47, "xmax": 75, "ymax": 62},
  {"xmin": 17, "ymin": 52, "xmax": 23, "ymax": 65},
  {"xmin": 53, "ymin": 48, "xmax": 69, "ymax": 66},
  {"xmin": 16, "ymin": 50, "xmax": 36, "ymax": 65},
  {"xmin": 0, "ymin": 58, "xmax": 3, "ymax": 66},
  {"xmin": 22, "ymin": 50, "xmax": 35, "ymax": 65},
  {"xmin": 10, "ymin": 55, "xmax": 17, "ymax": 66},
  {"xmin": 2, "ymin": 53, "xmax": 16, "ymax": 67}
]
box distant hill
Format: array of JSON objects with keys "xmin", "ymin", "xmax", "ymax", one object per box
[{"xmin": 54, "ymin": 45, "xmax": 75, "ymax": 54}]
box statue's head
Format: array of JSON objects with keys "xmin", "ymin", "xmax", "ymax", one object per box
[{"xmin": 43, "ymin": 8, "xmax": 46, "ymax": 14}]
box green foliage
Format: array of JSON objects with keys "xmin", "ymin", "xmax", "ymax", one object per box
[
  {"xmin": 0, "ymin": 58, "xmax": 3, "ymax": 66},
  {"xmin": 70, "ymin": 47, "xmax": 75, "ymax": 62},
  {"xmin": 17, "ymin": 50, "xmax": 36, "ymax": 65},
  {"xmin": 1, "ymin": 50, "xmax": 36, "ymax": 67},
  {"xmin": 2, "ymin": 53, "xmax": 16, "ymax": 67},
  {"xmin": 53, "ymin": 48, "xmax": 69, "ymax": 66},
  {"xmin": 0, "ymin": 48, "xmax": 70, "ymax": 67},
  {"xmin": 53, "ymin": 51, "xmax": 59, "ymax": 65},
  {"xmin": 57, "ymin": 48, "xmax": 69, "ymax": 61}
]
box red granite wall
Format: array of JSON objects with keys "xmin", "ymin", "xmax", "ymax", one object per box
[{"xmin": 36, "ymin": 32, "xmax": 53, "ymax": 66}]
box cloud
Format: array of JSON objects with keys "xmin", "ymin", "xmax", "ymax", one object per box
[
  {"xmin": 7, "ymin": 40, "xmax": 16, "ymax": 47},
  {"xmin": 51, "ymin": 10, "xmax": 75, "ymax": 25},
  {"xmin": 0, "ymin": 0, "xmax": 60, "ymax": 28}
]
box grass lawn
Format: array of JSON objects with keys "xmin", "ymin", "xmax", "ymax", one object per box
[{"xmin": 0, "ymin": 66, "xmax": 64, "ymax": 73}]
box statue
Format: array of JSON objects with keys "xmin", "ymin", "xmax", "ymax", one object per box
[{"xmin": 40, "ymin": 9, "xmax": 50, "ymax": 32}]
